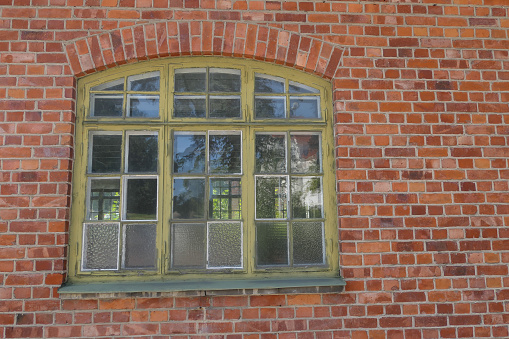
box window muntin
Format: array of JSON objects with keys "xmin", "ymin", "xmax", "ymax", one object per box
[{"xmin": 71, "ymin": 58, "xmax": 336, "ymax": 283}]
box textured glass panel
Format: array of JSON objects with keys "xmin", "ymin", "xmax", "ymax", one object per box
[
  {"xmin": 291, "ymin": 177, "xmax": 323, "ymax": 219},
  {"xmin": 255, "ymin": 74, "xmax": 284, "ymax": 93},
  {"xmin": 209, "ymin": 69, "xmax": 241, "ymax": 92},
  {"xmin": 91, "ymin": 134, "xmax": 122, "ymax": 173},
  {"xmin": 209, "ymin": 134, "xmax": 241, "ymax": 174},
  {"xmin": 129, "ymin": 96, "xmax": 159, "ymax": 118},
  {"xmin": 290, "ymin": 134, "xmax": 321, "ymax": 174},
  {"xmin": 175, "ymin": 69, "xmax": 206, "ymax": 92},
  {"xmin": 209, "ymin": 97, "xmax": 241, "ymax": 118},
  {"xmin": 172, "ymin": 223, "xmax": 206, "ymax": 268},
  {"xmin": 128, "ymin": 73, "xmax": 160, "ymax": 92},
  {"xmin": 209, "ymin": 179, "xmax": 241, "ymax": 220},
  {"xmin": 83, "ymin": 223, "xmax": 119, "ymax": 270},
  {"xmin": 208, "ymin": 222, "xmax": 242, "ymax": 268},
  {"xmin": 255, "ymin": 134, "xmax": 286, "ymax": 173},
  {"xmin": 125, "ymin": 178, "xmax": 157, "ymax": 220},
  {"xmin": 92, "ymin": 79, "xmax": 124, "ymax": 91},
  {"xmin": 92, "ymin": 95, "xmax": 123, "ymax": 117},
  {"xmin": 173, "ymin": 134, "xmax": 206, "ymax": 174},
  {"xmin": 173, "ymin": 179, "xmax": 205, "ymax": 219},
  {"xmin": 256, "ymin": 222, "xmax": 288, "ymax": 266},
  {"xmin": 293, "ymin": 222, "xmax": 324, "ymax": 265},
  {"xmin": 255, "ymin": 97, "xmax": 285, "ymax": 119},
  {"xmin": 128, "ymin": 134, "xmax": 158, "ymax": 173},
  {"xmin": 290, "ymin": 97, "xmax": 320, "ymax": 119},
  {"xmin": 289, "ymin": 81, "xmax": 319, "ymax": 94},
  {"xmin": 123, "ymin": 224, "xmax": 157, "ymax": 269},
  {"xmin": 256, "ymin": 176, "xmax": 287, "ymax": 219},
  {"xmin": 89, "ymin": 179, "xmax": 120, "ymax": 221},
  {"xmin": 174, "ymin": 96, "xmax": 206, "ymax": 118}
]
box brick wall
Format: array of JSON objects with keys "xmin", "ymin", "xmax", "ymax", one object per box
[{"xmin": 1, "ymin": 0, "xmax": 509, "ymax": 337}]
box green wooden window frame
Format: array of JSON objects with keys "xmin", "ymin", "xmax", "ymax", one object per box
[{"xmin": 69, "ymin": 57, "xmax": 338, "ymax": 285}]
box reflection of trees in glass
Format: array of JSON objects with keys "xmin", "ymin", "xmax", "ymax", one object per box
[
  {"xmin": 290, "ymin": 134, "xmax": 321, "ymax": 173},
  {"xmin": 255, "ymin": 98, "xmax": 285, "ymax": 119},
  {"xmin": 255, "ymin": 77, "xmax": 284, "ymax": 93},
  {"xmin": 291, "ymin": 177, "xmax": 322, "ymax": 219},
  {"xmin": 130, "ymin": 76, "xmax": 159, "ymax": 91},
  {"xmin": 175, "ymin": 72, "xmax": 206, "ymax": 92},
  {"xmin": 209, "ymin": 72, "xmax": 240, "ymax": 92},
  {"xmin": 210, "ymin": 179, "xmax": 241, "ymax": 219},
  {"xmin": 172, "ymin": 179, "xmax": 205, "ymax": 219},
  {"xmin": 209, "ymin": 135, "xmax": 241, "ymax": 173},
  {"xmin": 256, "ymin": 177, "xmax": 287, "ymax": 219},
  {"xmin": 126, "ymin": 179, "xmax": 157, "ymax": 220},
  {"xmin": 255, "ymin": 134, "xmax": 286, "ymax": 173},
  {"xmin": 173, "ymin": 135, "xmax": 205, "ymax": 173},
  {"xmin": 128, "ymin": 135, "xmax": 158, "ymax": 172},
  {"xmin": 91, "ymin": 134, "xmax": 122, "ymax": 173},
  {"xmin": 209, "ymin": 98, "xmax": 241, "ymax": 118}
]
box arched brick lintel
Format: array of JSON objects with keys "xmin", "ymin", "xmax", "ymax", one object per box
[{"xmin": 65, "ymin": 20, "xmax": 344, "ymax": 80}]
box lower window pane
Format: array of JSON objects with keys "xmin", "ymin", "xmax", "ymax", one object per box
[
  {"xmin": 291, "ymin": 177, "xmax": 323, "ymax": 219},
  {"xmin": 209, "ymin": 179, "xmax": 241, "ymax": 220},
  {"xmin": 289, "ymin": 97, "xmax": 320, "ymax": 119},
  {"xmin": 172, "ymin": 223, "xmax": 206, "ymax": 268},
  {"xmin": 125, "ymin": 178, "xmax": 158, "ymax": 220},
  {"xmin": 89, "ymin": 179, "xmax": 120, "ymax": 221},
  {"xmin": 292, "ymin": 222, "xmax": 324, "ymax": 265},
  {"xmin": 255, "ymin": 97, "xmax": 286, "ymax": 119},
  {"xmin": 123, "ymin": 224, "xmax": 157, "ymax": 269},
  {"xmin": 209, "ymin": 97, "xmax": 241, "ymax": 118},
  {"xmin": 82, "ymin": 223, "xmax": 119, "ymax": 270},
  {"xmin": 256, "ymin": 222, "xmax": 288, "ymax": 266},
  {"xmin": 129, "ymin": 96, "xmax": 159, "ymax": 118},
  {"xmin": 174, "ymin": 96, "xmax": 206, "ymax": 118},
  {"xmin": 172, "ymin": 178, "xmax": 205, "ymax": 219},
  {"xmin": 91, "ymin": 95, "xmax": 123, "ymax": 117},
  {"xmin": 256, "ymin": 176, "xmax": 288, "ymax": 219},
  {"xmin": 208, "ymin": 222, "xmax": 242, "ymax": 268}
]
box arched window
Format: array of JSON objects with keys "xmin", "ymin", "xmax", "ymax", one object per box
[{"xmin": 68, "ymin": 57, "xmax": 339, "ymax": 290}]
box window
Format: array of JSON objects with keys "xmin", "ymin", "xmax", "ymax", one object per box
[{"xmin": 69, "ymin": 58, "xmax": 338, "ymax": 286}]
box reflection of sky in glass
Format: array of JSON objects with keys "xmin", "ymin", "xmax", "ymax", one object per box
[
  {"xmin": 130, "ymin": 97, "xmax": 159, "ymax": 118},
  {"xmin": 290, "ymin": 98, "xmax": 319, "ymax": 119},
  {"xmin": 172, "ymin": 179, "xmax": 205, "ymax": 219},
  {"xmin": 173, "ymin": 134, "xmax": 205, "ymax": 173}
]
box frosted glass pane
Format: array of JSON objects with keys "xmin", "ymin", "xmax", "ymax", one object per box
[
  {"xmin": 255, "ymin": 97, "xmax": 285, "ymax": 119},
  {"xmin": 289, "ymin": 81, "xmax": 319, "ymax": 94},
  {"xmin": 209, "ymin": 179, "xmax": 241, "ymax": 220},
  {"xmin": 89, "ymin": 179, "xmax": 120, "ymax": 221},
  {"xmin": 209, "ymin": 97, "xmax": 241, "ymax": 118},
  {"xmin": 128, "ymin": 134, "xmax": 158, "ymax": 173},
  {"xmin": 209, "ymin": 134, "xmax": 241, "ymax": 174},
  {"xmin": 291, "ymin": 177, "xmax": 323, "ymax": 219},
  {"xmin": 256, "ymin": 176, "xmax": 287, "ymax": 219},
  {"xmin": 256, "ymin": 222, "xmax": 288, "ymax": 266},
  {"xmin": 255, "ymin": 134, "xmax": 286, "ymax": 173},
  {"xmin": 128, "ymin": 73, "xmax": 159, "ymax": 92},
  {"xmin": 123, "ymin": 224, "xmax": 157, "ymax": 269},
  {"xmin": 173, "ymin": 134, "xmax": 206, "ymax": 174},
  {"xmin": 82, "ymin": 223, "xmax": 119, "ymax": 270},
  {"xmin": 290, "ymin": 97, "xmax": 320, "ymax": 119},
  {"xmin": 255, "ymin": 74, "xmax": 284, "ymax": 93},
  {"xmin": 125, "ymin": 178, "xmax": 157, "ymax": 220},
  {"xmin": 208, "ymin": 222, "xmax": 242, "ymax": 268},
  {"xmin": 172, "ymin": 223, "xmax": 206, "ymax": 268},
  {"xmin": 173, "ymin": 179, "xmax": 205, "ymax": 219},
  {"xmin": 290, "ymin": 134, "xmax": 321, "ymax": 174},
  {"xmin": 129, "ymin": 96, "xmax": 159, "ymax": 118},
  {"xmin": 174, "ymin": 96, "xmax": 206, "ymax": 118},
  {"xmin": 92, "ymin": 79, "xmax": 124, "ymax": 91},
  {"xmin": 175, "ymin": 69, "xmax": 206, "ymax": 92},
  {"xmin": 293, "ymin": 222, "xmax": 324, "ymax": 265},
  {"xmin": 91, "ymin": 95, "xmax": 123, "ymax": 117},
  {"xmin": 209, "ymin": 69, "xmax": 241, "ymax": 92},
  {"xmin": 91, "ymin": 134, "xmax": 122, "ymax": 173}
]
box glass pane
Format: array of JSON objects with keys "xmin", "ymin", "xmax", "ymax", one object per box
[
  {"xmin": 173, "ymin": 133, "xmax": 206, "ymax": 174},
  {"xmin": 173, "ymin": 178, "xmax": 205, "ymax": 219},
  {"xmin": 127, "ymin": 134, "xmax": 158, "ymax": 173},
  {"xmin": 92, "ymin": 79, "xmax": 124, "ymax": 91},
  {"xmin": 256, "ymin": 176, "xmax": 287, "ymax": 219},
  {"xmin": 82, "ymin": 223, "xmax": 119, "ymax": 270},
  {"xmin": 293, "ymin": 222, "xmax": 324, "ymax": 265},
  {"xmin": 291, "ymin": 177, "xmax": 323, "ymax": 219},
  {"xmin": 209, "ymin": 133, "xmax": 242, "ymax": 174},
  {"xmin": 255, "ymin": 134, "xmax": 286, "ymax": 173},
  {"xmin": 128, "ymin": 72, "xmax": 160, "ymax": 92},
  {"xmin": 256, "ymin": 222, "xmax": 288, "ymax": 266},
  {"xmin": 209, "ymin": 97, "xmax": 241, "ymax": 118},
  {"xmin": 174, "ymin": 96, "xmax": 206, "ymax": 118},
  {"xmin": 208, "ymin": 222, "xmax": 242, "ymax": 268},
  {"xmin": 290, "ymin": 97, "xmax": 320, "ymax": 119},
  {"xmin": 289, "ymin": 81, "xmax": 319, "ymax": 94},
  {"xmin": 255, "ymin": 97, "xmax": 286, "ymax": 119},
  {"xmin": 290, "ymin": 134, "xmax": 321, "ymax": 174},
  {"xmin": 89, "ymin": 179, "xmax": 120, "ymax": 221},
  {"xmin": 209, "ymin": 69, "xmax": 241, "ymax": 92},
  {"xmin": 125, "ymin": 178, "xmax": 157, "ymax": 220},
  {"xmin": 172, "ymin": 223, "xmax": 206, "ymax": 268},
  {"xmin": 129, "ymin": 96, "xmax": 159, "ymax": 118},
  {"xmin": 91, "ymin": 95, "xmax": 123, "ymax": 117},
  {"xmin": 123, "ymin": 224, "xmax": 157, "ymax": 269},
  {"xmin": 255, "ymin": 74, "xmax": 284, "ymax": 93},
  {"xmin": 90, "ymin": 134, "xmax": 122, "ymax": 173},
  {"xmin": 209, "ymin": 179, "xmax": 241, "ymax": 220},
  {"xmin": 175, "ymin": 69, "xmax": 206, "ymax": 92}
]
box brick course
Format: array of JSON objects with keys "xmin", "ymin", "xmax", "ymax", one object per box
[{"xmin": 1, "ymin": 0, "xmax": 509, "ymax": 338}]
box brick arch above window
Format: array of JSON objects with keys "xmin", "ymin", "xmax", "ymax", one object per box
[{"xmin": 64, "ymin": 20, "xmax": 344, "ymax": 79}]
